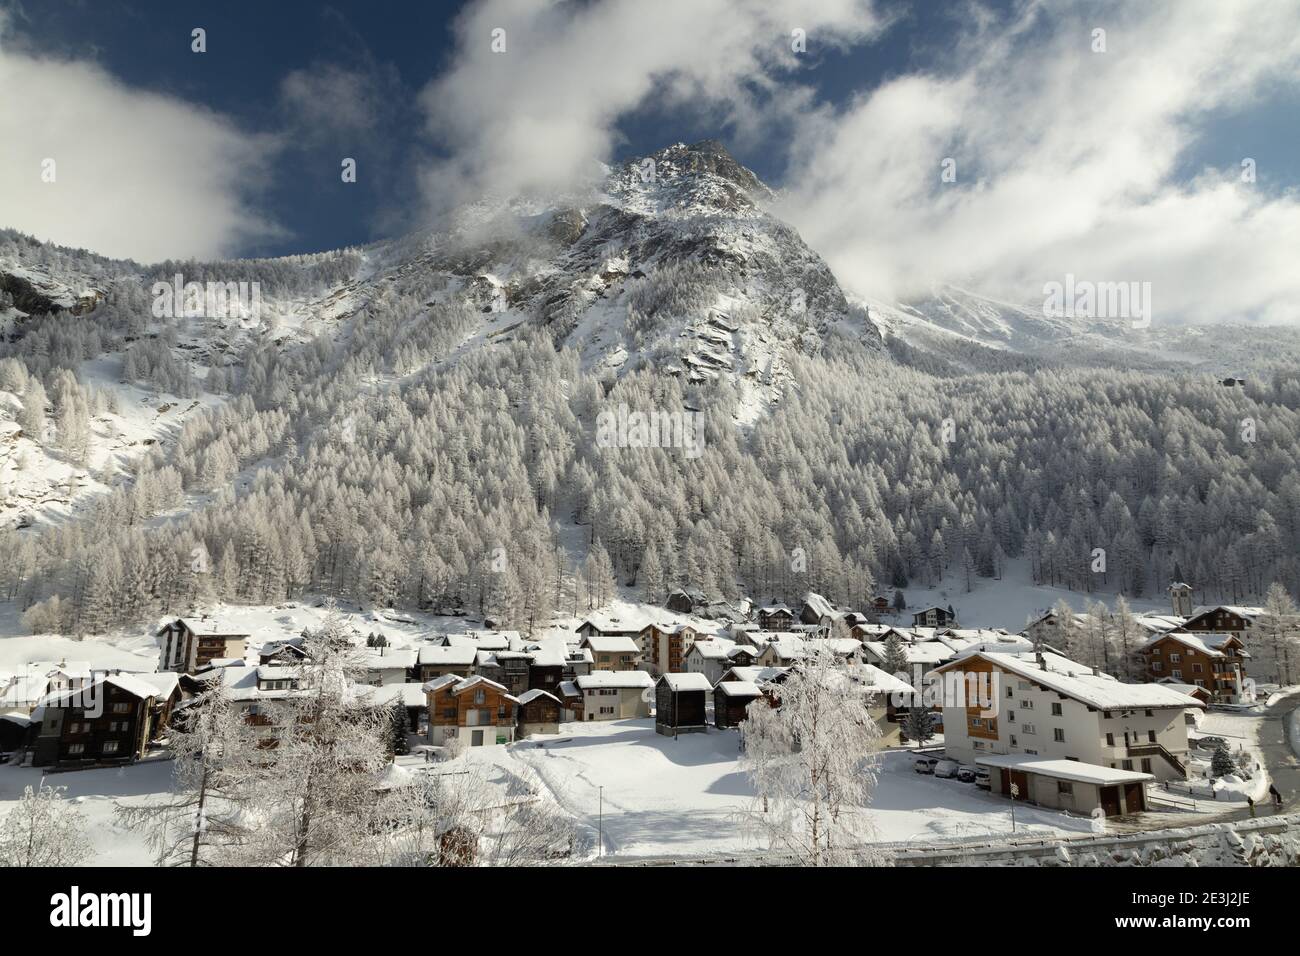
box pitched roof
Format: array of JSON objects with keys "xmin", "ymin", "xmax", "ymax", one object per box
[
  {"xmin": 934, "ymin": 651, "xmax": 1205, "ymax": 710},
  {"xmin": 974, "ymin": 753, "xmax": 1154, "ymax": 786},
  {"xmin": 576, "ymin": 671, "xmax": 653, "ymax": 690},
  {"xmin": 581, "ymin": 635, "xmax": 640, "ymax": 654},
  {"xmin": 721, "ymin": 666, "xmax": 789, "ymax": 685},
  {"xmin": 40, "ymin": 672, "xmax": 159, "ymax": 707},
  {"xmin": 659, "ymin": 672, "xmax": 713, "ymax": 692},
  {"xmin": 417, "ymin": 645, "xmax": 478, "ymax": 666},
  {"xmin": 516, "ymin": 689, "xmax": 561, "ymax": 706},
  {"xmin": 716, "ymin": 680, "xmax": 761, "ymax": 697}
]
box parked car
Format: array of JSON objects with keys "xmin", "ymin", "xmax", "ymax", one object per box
[
  {"xmin": 934, "ymin": 759, "xmax": 960, "ymax": 779},
  {"xmin": 974, "ymin": 768, "xmax": 991, "ymax": 790},
  {"xmin": 956, "ymin": 766, "xmax": 976, "ymax": 783},
  {"xmin": 914, "ymin": 756, "xmax": 939, "ymax": 774},
  {"xmin": 1195, "ymin": 736, "xmax": 1227, "ymax": 750}
]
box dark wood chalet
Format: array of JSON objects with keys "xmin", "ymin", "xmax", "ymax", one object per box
[
  {"xmin": 516, "ymin": 689, "xmax": 563, "ymax": 737},
  {"xmin": 32, "ymin": 674, "xmax": 159, "ymax": 767},
  {"xmin": 713, "ymin": 680, "xmax": 762, "ymax": 728},
  {"xmin": 654, "ymin": 673, "xmax": 712, "ymax": 736}
]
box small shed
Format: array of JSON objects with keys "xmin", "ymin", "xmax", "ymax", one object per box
[
  {"xmin": 0, "ymin": 712, "xmax": 34, "ymax": 755},
  {"xmin": 517, "ymin": 688, "xmax": 562, "ymax": 737},
  {"xmin": 557, "ymin": 680, "xmax": 584, "ymax": 722},
  {"xmin": 655, "ymin": 672, "xmax": 712, "ymax": 735},
  {"xmin": 713, "ymin": 681, "xmax": 762, "ymax": 728}
]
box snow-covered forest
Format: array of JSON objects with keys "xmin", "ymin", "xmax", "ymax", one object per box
[{"xmin": 2, "ymin": 216, "xmax": 1299, "ymax": 638}]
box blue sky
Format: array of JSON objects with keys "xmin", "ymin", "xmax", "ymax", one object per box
[{"xmin": 3, "ymin": 1, "xmax": 1299, "ymax": 322}]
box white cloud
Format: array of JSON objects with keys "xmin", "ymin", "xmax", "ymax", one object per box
[
  {"xmin": 778, "ymin": 0, "xmax": 1300, "ymax": 323},
  {"xmin": 0, "ymin": 16, "xmax": 282, "ymax": 263},
  {"xmin": 418, "ymin": 0, "xmax": 884, "ymax": 209}
]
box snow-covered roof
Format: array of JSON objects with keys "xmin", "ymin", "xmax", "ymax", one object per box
[
  {"xmin": 40, "ymin": 672, "xmax": 160, "ymax": 706},
  {"xmin": 688, "ymin": 638, "xmax": 737, "ymax": 660},
  {"xmin": 417, "ymin": 645, "xmax": 478, "ymax": 666},
  {"xmin": 577, "ymin": 613, "xmax": 646, "ymax": 634},
  {"xmin": 422, "ymin": 674, "xmax": 462, "ymax": 693},
  {"xmin": 974, "ymin": 754, "xmax": 1154, "ymax": 786},
  {"xmin": 758, "ymin": 604, "xmax": 792, "ymax": 614},
  {"xmin": 659, "ymin": 672, "xmax": 713, "ymax": 692},
  {"xmin": 722, "ymin": 666, "xmax": 788, "ymax": 685},
  {"xmin": 581, "ymin": 635, "xmax": 640, "ymax": 654},
  {"xmin": 170, "ymin": 617, "xmax": 250, "ymax": 637},
  {"xmin": 363, "ymin": 648, "xmax": 418, "ymax": 670},
  {"xmin": 516, "ymin": 688, "xmax": 561, "ymax": 706},
  {"xmin": 864, "ymin": 641, "xmax": 954, "ymax": 665},
  {"xmin": 558, "ymin": 680, "xmax": 580, "ymax": 698},
  {"xmin": 576, "ymin": 671, "xmax": 653, "ymax": 690},
  {"xmin": 936, "ymin": 651, "xmax": 1206, "ymax": 710},
  {"xmin": 856, "ymin": 664, "xmax": 915, "ymax": 694},
  {"xmin": 805, "ymin": 637, "xmax": 863, "ymax": 656},
  {"xmin": 364, "ymin": 682, "xmax": 428, "ymax": 708},
  {"xmin": 1190, "ymin": 605, "xmax": 1265, "ymax": 619},
  {"xmin": 716, "ymin": 680, "xmax": 761, "ymax": 697},
  {"xmin": 130, "ymin": 672, "xmax": 181, "ymax": 698},
  {"xmin": 1140, "ymin": 631, "xmax": 1245, "ymax": 658},
  {"xmin": 801, "ymin": 592, "xmax": 837, "ymax": 620}
]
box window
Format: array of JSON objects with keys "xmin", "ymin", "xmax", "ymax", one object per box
[
  {"xmin": 1144, "ymin": 709, "xmax": 1154, "ymax": 717},
  {"xmin": 1169, "ymin": 653, "xmax": 1180, "ymax": 663},
  {"xmin": 1172, "ymin": 669, "xmax": 1182, "ymax": 680},
  {"xmin": 1057, "ymin": 781, "xmax": 1073, "ymax": 795},
  {"xmin": 1152, "ymin": 662, "xmax": 1163, "ymax": 672},
  {"xmin": 1020, "ymin": 699, "xmax": 1034, "ymax": 709},
  {"xmin": 102, "ymin": 741, "xmax": 120, "ymax": 754},
  {"xmin": 973, "ymin": 740, "xmax": 985, "ymax": 750},
  {"xmin": 1022, "ymin": 723, "xmax": 1036, "ymax": 735},
  {"xmin": 1141, "ymin": 758, "xmax": 1153, "ymax": 774},
  {"xmin": 1010, "ymin": 735, "xmax": 1018, "ymax": 746},
  {"xmin": 1122, "ymin": 760, "xmax": 1134, "ymax": 770},
  {"xmin": 474, "ymin": 690, "xmax": 486, "ymax": 704},
  {"xmin": 1006, "ymin": 686, "xmax": 1013, "ymax": 699},
  {"xmin": 67, "ymin": 743, "xmax": 85, "ymax": 755},
  {"xmin": 1051, "ymin": 703, "xmax": 1063, "ymax": 716},
  {"xmin": 1053, "ymin": 728, "xmax": 1065, "ymax": 743},
  {"xmin": 1103, "ymin": 710, "xmax": 1112, "ymax": 718},
  {"xmin": 112, "ymin": 702, "xmax": 131, "ymax": 714},
  {"xmin": 1192, "ymin": 663, "xmax": 1203, "ymax": 674},
  {"xmin": 1007, "ymin": 710, "xmax": 1016, "ymax": 722},
  {"xmin": 1024, "ymin": 749, "xmax": 1038, "ymax": 755},
  {"xmin": 1148, "ymin": 730, "xmax": 1157, "ymax": 743},
  {"xmin": 1106, "ymin": 732, "xmax": 1115, "ymax": 746}
]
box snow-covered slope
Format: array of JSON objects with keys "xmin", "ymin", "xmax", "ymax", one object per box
[{"xmin": 872, "ymin": 283, "xmax": 1300, "ymax": 376}]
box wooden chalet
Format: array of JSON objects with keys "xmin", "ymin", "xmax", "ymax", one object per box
[
  {"xmin": 516, "ymin": 689, "xmax": 563, "ymax": 737},
  {"xmin": 654, "ymin": 672, "xmax": 712, "ymax": 735},
  {"xmin": 32, "ymin": 673, "xmax": 160, "ymax": 767},
  {"xmin": 424, "ymin": 675, "xmax": 518, "ymax": 748}
]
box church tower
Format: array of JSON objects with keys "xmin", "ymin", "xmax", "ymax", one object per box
[{"xmin": 1168, "ymin": 581, "xmax": 1193, "ymax": 618}]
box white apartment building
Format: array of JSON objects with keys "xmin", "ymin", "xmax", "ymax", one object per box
[{"xmin": 933, "ymin": 650, "xmax": 1204, "ymax": 783}]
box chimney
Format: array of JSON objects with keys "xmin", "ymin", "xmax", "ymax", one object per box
[{"xmin": 1036, "ymin": 651, "xmax": 1047, "ymax": 671}]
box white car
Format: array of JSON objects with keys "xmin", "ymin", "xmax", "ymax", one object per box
[
  {"xmin": 933, "ymin": 759, "xmax": 960, "ymax": 779},
  {"xmin": 914, "ymin": 756, "xmax": 939, "ymax": 774}
]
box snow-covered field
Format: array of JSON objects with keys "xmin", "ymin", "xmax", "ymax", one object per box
[{"xmin": 469, "ymin": 718, "xmax": 1092, "ymax": 861}]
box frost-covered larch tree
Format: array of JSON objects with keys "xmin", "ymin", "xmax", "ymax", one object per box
[
  {"xmin": 738, "ymin": 644, "xmax": 884, "ymax": 865},
  {"xmin": 0, "ymin": 783, "xmax": 93, "ymax": 867},
  {"xmin": 116, "ymin": 687, "xmax": 263, "ymax": 866}
]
